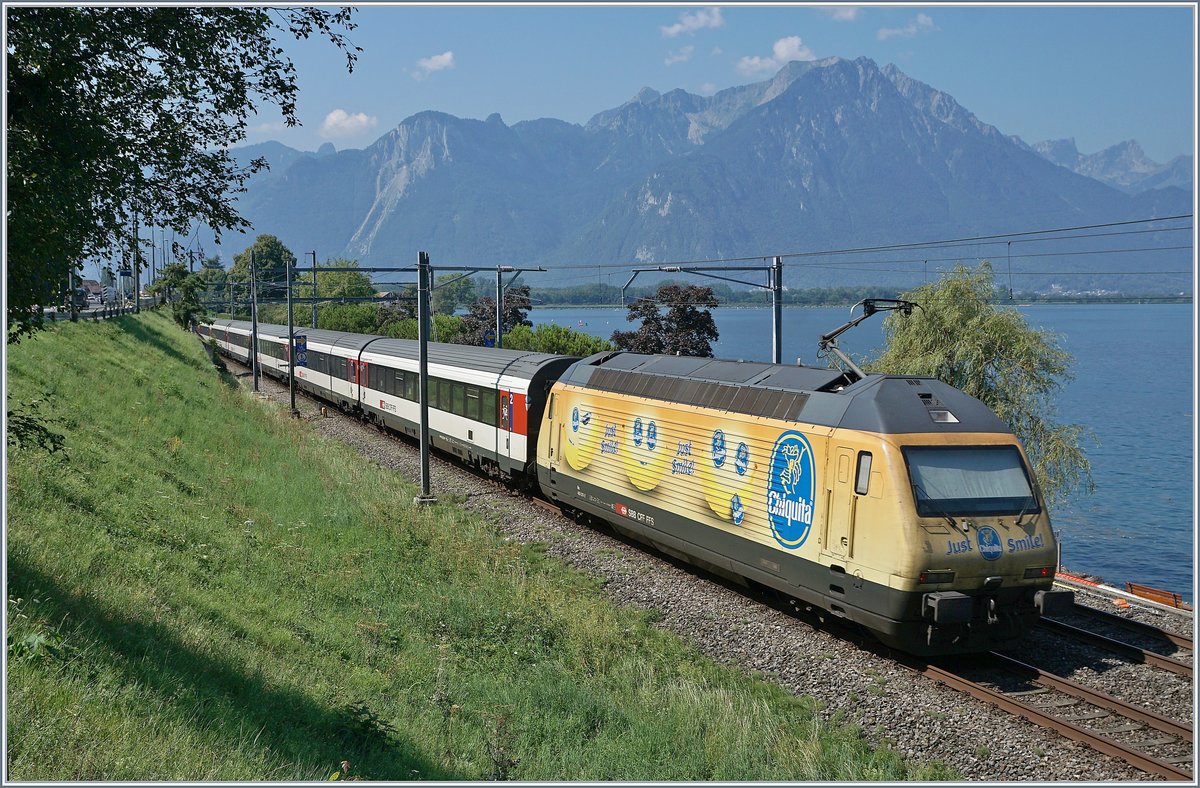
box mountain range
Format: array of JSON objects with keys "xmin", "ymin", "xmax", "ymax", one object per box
[{"xmin": 217, "ymin": 56, "xmax": 1192, "ymax": 294}]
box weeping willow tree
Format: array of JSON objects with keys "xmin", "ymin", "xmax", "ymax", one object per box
[{"xmin": 868, "ymin": 262, "xmax": 1093, "ymax": 507}]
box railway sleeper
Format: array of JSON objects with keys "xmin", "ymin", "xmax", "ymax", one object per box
[
  {"xmin": 1031, "ymin": 697, "xmax": 1081, "ymax": 708},
  {"xmin": 1132, "ymin": 735, "xmax": 1180, "ymax": 748},
  {"xmin": 1059, "ymin": 709, "xmax": 1112, "ymax": 722}
]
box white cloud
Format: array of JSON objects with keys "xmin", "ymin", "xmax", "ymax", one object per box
[
  {"xmin": 414, "ymin": 50, "xmax": 455, "ymax": 80},
  {"xmin": 661, "ymin": 7, "xmax": 724, "ymax": 38},
  {"xmin": 252, "ymin": 121, "xmax": 288, "ymax": 135},
  {"xmin": 700, "ymin": 82, "xmax": 718, "ymax": 95},
  {"xmin": 665, "ymin": 45, "xmax": 695, "ymax": 65},
  {"xmin": 319, "ymin": 109, "xmax": 379, "ymax": 139},
  {"xmin": 736, "ymin": 36, "xmax": 815, "ymax": 76},
  {"xmin": 819, "ymin": 6, "xmax": 862, "ymax": 22},
  {"xmin": 877, "ymin": 13, "xmax": 936, "ymax": 40}
]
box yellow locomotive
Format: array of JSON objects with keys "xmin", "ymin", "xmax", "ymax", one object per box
[{"xmin": 537, "ymin": 304, "xmax": 1071, "ymax": 655}]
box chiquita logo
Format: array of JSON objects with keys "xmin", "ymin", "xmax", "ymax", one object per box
[
  {"xmin": 977, "ymin": 526, "xmax": 1003, "ymax": 561},
  {"xmin": 766, "ymin": 431, "xmax": 816, "ymax": 549},
  {"xmin": 711, "ymin": 429, "xmax": 726, "ymax": 467}
]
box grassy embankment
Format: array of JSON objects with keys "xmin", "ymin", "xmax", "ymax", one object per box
[{"xmin": 6, "ymin": 310, "xmax": 954, "ymax": 781}]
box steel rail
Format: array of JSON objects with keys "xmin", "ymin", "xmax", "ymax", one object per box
[
  {"xmin": 215, "ymin": 346, "xmax": 1194, "ymax": 780},
  {"xmin": 986, "ymin": 652, "xmax": 1193, "ymax": 741},
  {"xmin": 1037, "ymin": 618, "xmax": 1193, "ymax": 678},
  {"xmin": 909, "ymin": 654, "xmax": 1193, "ymax": 781},
  {"xmin": 1059, "ymin": 603, "xmax": 1194, "ymax": 652}
]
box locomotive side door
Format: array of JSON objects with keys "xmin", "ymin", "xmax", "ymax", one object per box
[
  {"xmin": 544, "ymin": 392, "xmax": 561, "ymax": 488},
  {"xmin": 824, "ymin": 446, "xmax": 856, "ymax": 560}
]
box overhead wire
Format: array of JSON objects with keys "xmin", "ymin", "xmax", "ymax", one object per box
[{"xmin": 435, "ymin": 213, "xmax": 1192, "ymax": 272}]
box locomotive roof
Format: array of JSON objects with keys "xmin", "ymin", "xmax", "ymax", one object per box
[
  {"xmin": 563, "ymin": 351, "xmax": 1009, "ymax": 436},
  {"xmin": 210, "ymin": 319, "xmax": 575, "ymax": 380}
]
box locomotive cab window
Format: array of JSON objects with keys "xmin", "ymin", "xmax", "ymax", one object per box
[
  {"xmin": 854, "ymin": 452, "xmax": 873, "ymax": 496},
  {"xmin": 903, "ymin": 445, "xmax": 1039, "ymax": 517}
]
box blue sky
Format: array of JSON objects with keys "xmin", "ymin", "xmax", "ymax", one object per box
[{"xmin": 252, "ymin": 4, "xmax": 1196, "ymax": 164}]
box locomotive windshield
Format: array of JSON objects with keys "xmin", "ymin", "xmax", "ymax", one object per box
[{"xmin": 904, "ymin": 445, "xmax": 1039, "ymax": 517}]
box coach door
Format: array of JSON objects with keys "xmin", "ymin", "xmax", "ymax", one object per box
[
  {"xmin": 824, "ymin": 446, "xmax": 856, "ymax": 560},
  {"xmin": 499, "ymin": 389, "xmax": 514, "ymax": 454},
  {"xmin": 346, "ymin": 359, "xmax": 367, "ymax": 404}
]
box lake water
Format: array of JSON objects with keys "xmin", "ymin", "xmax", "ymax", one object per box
[{"xmin": 529, "ymin": 304, "xmax": 1195, "ymax": 600}]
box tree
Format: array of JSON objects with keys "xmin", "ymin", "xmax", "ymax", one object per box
[
  {"xmin": 868, "ymin": 262, "xmax": 1093, "ymax": 506},
  {"xmin": 459, "ymin": 284, "xmax": 533, "ymax": 346},
  {"xmin": 318, "ymin": 303, "xmax": 384, "ymax": 334},
  {"xmin": 611, "ymin": 284, "xmax": 719, "ymax": 357},
  {"xmin": 147, "ymin": 262, "xmax": 190, "ymax": 303},
  {"xmin": 229, "ymin": 235, "xmax": 298, "ymax": 304},
  {"xmin": 197, "ymin": 255, "xmax": 228, "ymax": 309},
  {"xmin": 170, "ymin": 274, "xmax": 207, "ymax": 331},
  {"xmin": 6, "ymin": 6, "xmax": 359, "ymax": 342},
  {"xmin": 300, "ymin": 258, "xmax": 378, "ymax": 301},
  {"xmin": 145, "ymin": 262, "xmax": 204, "ymax": 329},
  {"xmin": 503, "ymin": 324, "xmax": 615, "ymax": 356},
  {"xmin": 432, "ymin": 273, "xmax": 478, "ymax": 316}
]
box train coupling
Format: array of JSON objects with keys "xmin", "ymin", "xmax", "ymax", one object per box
[
  {"xmin": 1034, "ymin": 588, "xmax": 1074, "ymax": 616},
  {"xmin": 923, "ymin": 591, "xmax": 973, "ymax": 624}
]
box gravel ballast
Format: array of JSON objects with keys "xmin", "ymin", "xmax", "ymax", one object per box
[{"xmin": 231, "ymin": 362, "xmax": 1192, "ymax": 781}]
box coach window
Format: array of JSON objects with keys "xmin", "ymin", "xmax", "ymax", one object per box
[
  {"xmin": 450, "ymin": 382, "xmax": 465, "ymax": 416},
  {"xmin": 854, "ymin": 452, "xmax": 873, "ymax": 496},
  {"xmin": 465, "ymin": 386, "xmax": 481, "ymax": 422},
  {"xmin": 480, "ymin": 388, "xmax": 497, "ymax": 426}
]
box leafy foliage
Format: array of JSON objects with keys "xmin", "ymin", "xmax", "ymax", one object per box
[
  {"xmin": 197, "ymin": 255, "xmax": 229, "ymax": 307},
  {"xmin": 5, "ymin": 6, "xmax": 358, "ymax": 342},
  {"xmin": 229, "ymin": 235, "xmax": 299, "ymax": 304},
  {"xmin": 611, "ymin": 284, "xmax": 719, "ymax": 357},
  {"xmin": 299, "ymin": 258, "xmax": 381, "ymax": 302},
  {"xmin": 148, "ymin": 263, "xmax": 206, "ymax": 329},
  {"xmin": 432, "ymin": 274, "xmax": 478, "ymax": 316},
  {"xmin": 502, "ymin": 324, "xmax": 615, "ymax": 356},
  {"xmin": 868, "ymin": 263, "xmax": 1093, "ymax": 506},
  {"xmin": 459, "ymin": 285, "xmax": 533, "ymax": 346}
]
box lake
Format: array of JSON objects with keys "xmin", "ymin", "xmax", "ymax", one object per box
[{"xmin": 528, "ymin": 303, "xmax": 1195, "ymax": 600}]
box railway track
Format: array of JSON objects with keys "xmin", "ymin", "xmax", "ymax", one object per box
[
  {"xmin": 1037, "ymin": 615, "xmax": 1193, "ymax": 678},
  {"xmin": 1057, "ymin": 602, "xmax": 1194, "ymax": 653},
  {"xmin": 228, "ymin": 354, "xmax": 1195, "ymax": 780},
  {"xmin": 910, "ymin": 652, "xmax": 1194, "ymax": 781}
]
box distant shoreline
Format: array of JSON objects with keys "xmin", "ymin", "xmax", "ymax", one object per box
[{"xmin": 528, "ymin": 297, "xmax": 1193, "ymax": 309}]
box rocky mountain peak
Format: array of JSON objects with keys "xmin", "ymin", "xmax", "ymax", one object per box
[
  {"xmin": 226, "ymin": 57, "xmax": 1189, "ymax": 289},
  {"xmin": 633, "ymin": 87, "xmax": 661, "ymax": 105},
  {"xmin": 1030, "ymin": 138, "xmax": 1081, "ymax": 168}
]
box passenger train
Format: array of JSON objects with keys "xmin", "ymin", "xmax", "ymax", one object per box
[{"xmin": 199, "ymin": 317, "xmax": 1072, "ymax": 655}]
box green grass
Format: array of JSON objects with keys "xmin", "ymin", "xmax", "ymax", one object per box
[{"xmin": 6, "ymin": 310, "xmax": 956, "ymax": 781}]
